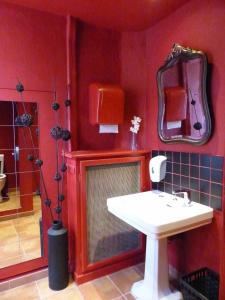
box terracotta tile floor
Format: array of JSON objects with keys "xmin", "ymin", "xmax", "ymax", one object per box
[
  {"xmin": 0, "ymin": 195, "xmax": 42, "ymax": 268},
  {"xmin": 0, "ymin": 190, "xmax": 21, "ymax": 212},
  {"xmin": 0, "ymin": 264, "xmax": 145, "ymax": 299}
]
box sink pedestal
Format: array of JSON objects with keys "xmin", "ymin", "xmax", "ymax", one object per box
[{"xmin": 131, "ymin": 236, "xmax": 182, "ymax": 300}]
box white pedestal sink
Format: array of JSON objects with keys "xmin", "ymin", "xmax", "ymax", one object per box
[{"xmin": 107, "ymin": 190, "xmax": 213, "ymax": 300}]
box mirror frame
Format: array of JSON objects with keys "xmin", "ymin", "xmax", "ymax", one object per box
[{"xmin": 157, "ymin": 43, "xmax": 212, "ymax": 145}]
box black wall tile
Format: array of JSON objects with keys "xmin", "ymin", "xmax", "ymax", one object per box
[
  {"xmin": 190, "ymin": 178, "xmax": 199, "ymax": 190},
  {"xmin": 173, "ymin": 152, "xmax": 180, "ymax": 163},
  {"xmin": 211, "ymin": 156, "xmax": 224, "ymax": 170},
  {"xmin": 211, "ymin": 183, "xmax": 222, "ymax": 197},
  {"xmin": 152, "ymin": 150, "xmax": 223, "ymax": 210},
  {"xmin": 158, "ymin": 182, "xmax": 164, "ymax": 192},
  {"xmin": 200, "ymin": 154, "xmax": 210, "ymax": 167},
  {"xmin": 173, "ymin": 174, "xmax": 180, "ymax": 186},
  {"xmin": 181, "ymin": 164, "xmax": 189, "ymax": 176},
  {"xmin": 190, "ymin": 153, "xmax": 200, "ymax": 166},
  {"xmin": 181, "ymin": 152, "xmax": 189, "ymax": 165},
  {"xmin": 200, "ymin": 193, "xmax": 209, "ymax": 206},
  {"xmin": 190, "ymin": 166, "xmax": 199, "ymax": 178},
  {"xmin": 200, "ymin": 180, "xmax": 210, "ymax": 194},
  {"xmin": 211, "ymin": 170, "xmax": 223, "ymax": 183},
  {"xmin": 210, "ymin": 196, "xmax": 222, "ymax": 210},
  {"xmin": 159, "ymin": 150, "xmax": 166, "ymax": 156},
  {"xmin": 200, "ymin": 167, "xmax": 210, "ymax": 181},
  {"xmin": 166, "ymin": 162, "xmax": 172, "ymax": 173},
  {"xmin": 173, "ymin": 163, "xmax": 180, "ymax": 174},
  {"xmin": 152, "ymin": 182, "xmax": 158, "ymax": 190},
  {"xmin": 181, "ymin": 176, "xmax": 189, "ymax": 188},
  {"xmin": 165, "ymin": 183, "xmax": 172, "ymax": 194},
  {"xmin": 152, "ymin": 150, "xmax": 158, "ymax": 157},
  {"xmin": 165, "ymin": 172, "xmax": 172, "ymax": 184},
  {"xmin": 190, "ymin": 190, "xmax": 200, "ymax": 203},
  {"xmin": 166, "ymin": 151, "xmax": 172, "ymax": 161}
]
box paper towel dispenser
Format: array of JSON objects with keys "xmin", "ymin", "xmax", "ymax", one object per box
[{"xmin": 89, "ymin": 83, "xmax": 125, "ymax": 125}]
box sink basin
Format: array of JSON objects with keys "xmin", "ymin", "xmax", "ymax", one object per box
[
  {"xmin": 107, "ymin": 190, "xmax": 213, "ymax": 239},
  {"xmin": 107, "ymin": 190, "xmax": 213, "ymax": 300}
]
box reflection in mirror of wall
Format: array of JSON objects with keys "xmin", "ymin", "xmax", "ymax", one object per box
[
  {"xmin": 157, "ymin": 44, "xmax": 212, "ymax": 145},
  {"xmin": 0, "ymin": 100, "xmax": 42, "ymax": 269}
]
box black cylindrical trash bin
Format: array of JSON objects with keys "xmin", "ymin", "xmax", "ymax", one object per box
[{"xmin": 48, "ymin": 220, "xmax": 69, "ymax": 290}]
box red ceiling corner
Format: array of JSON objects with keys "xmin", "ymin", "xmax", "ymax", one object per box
[{"xmin": 4, "ymin": 0, "xmax": 189, "ymax": 31}]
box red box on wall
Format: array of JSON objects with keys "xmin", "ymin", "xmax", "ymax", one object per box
[{"xmin": 89, "ymin": 83, "xmax": 125, "ymax": 125}]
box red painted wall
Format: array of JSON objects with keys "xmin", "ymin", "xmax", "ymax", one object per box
[
  {"xmin": 0, "ymin": 2, "xmax": 67, "ymax": 279},
  {"xmin": 76, "ymin": 22, "xmax": 121, "ymax": 150},
  {"xmin": 105, "ymin": 0, "xmax": 225, "ymax": 285},
  {"xmin": 119, "ymin": 31, "xmax": 148, "ymax": 150},
  {"xmin": 1, "ymin": 0, "xmax": 224, "ymax": 289},
  {"xmin": 143, "ymin": 0, "xmax": 225, "ymax": 277},
  {"xmin": 75, "ymin": 0, "xmax": 224, "ymax": 274},
  {"xmin": 146, "ymin": 0, "xmax": 225, "ymax": 156},
  {"xmin": 117, "ymin": 0, "xmax": 225, "ymax": 277}
]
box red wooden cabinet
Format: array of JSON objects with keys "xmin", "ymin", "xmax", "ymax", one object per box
[{"xmin": 66, "ymin": 150, "xmax": 150, "ymax": 284}]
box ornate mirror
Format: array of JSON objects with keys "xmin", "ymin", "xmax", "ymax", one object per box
[{"xmin": 157, "ymin": 44, "xmax": 211, "ymax": 145}]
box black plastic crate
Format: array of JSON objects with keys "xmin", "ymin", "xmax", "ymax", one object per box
[{"xmin": 180, "ymin": 267, "xmax": 219, "ymax": 300}]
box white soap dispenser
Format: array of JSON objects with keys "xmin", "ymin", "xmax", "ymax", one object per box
[{"xmin": 149, "ymin": 155, "xmax": 167, "ymax": 182}]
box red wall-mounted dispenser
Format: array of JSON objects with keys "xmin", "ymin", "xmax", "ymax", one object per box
[{"xmin": 89, "ymin": 83, "xmax": 125, "ymax": 125}]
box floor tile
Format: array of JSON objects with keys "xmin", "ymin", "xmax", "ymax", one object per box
[
  {"xmin": 15, "ymin": 223, "xmax": 40, "ymax": 240},
  {"xmin": 0, "ymin": 255, "xmax": 26, "ymax": 268},
  {"xmin": 0, "ymin": 240, "xmax": 24, "ymax": 260},
  {"xmin": 109, "ymin": 267, "xmax": 143, "ymax": 294},
  {"xmin": 21, "ymin": 237, "xmax": 41, "ymax": 256},
  {"xmin": 124, "ymin": 293, "xmax": 136, "ymax": 300},
  {"xmin": 0, "ymin": 282, "xmax": 39, "ymax": 300},
  {"xmin": 0, "ymin": 194, "xmax": 20, "ymax": 212},
  {"xmin": 0, "ymin": 220, "xmax": 13, "ymax": 228},
  {"xmin": 79, "ymin": 276, "xmax": 121, "ymax": 300},
  {"xmin": 0, "ymin": 225, "xmax": 19, "ymax": 246},
  {"xmin": 36, "ymin": 277, "xmax": 76, "ymax": 299},
  {"xmin": 12, "ymin": 215, "xmax": 35, "ymax": 226},
  {"xmin": 134, "ymin": 262, "xmax": 145, "ymax": 276},
  {"xmin": 43, "ymin": 287, "xmax": 83, "ymax": 300}
]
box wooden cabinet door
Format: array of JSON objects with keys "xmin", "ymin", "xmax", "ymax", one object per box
[{"xmin": 79, "ymin": 156, "xmax": 145, "ymax": 274}]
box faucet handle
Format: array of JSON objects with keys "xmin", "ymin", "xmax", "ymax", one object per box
[
  {"xmin": 172, "ymin": 188, "xmax": 189, "ymax": 194},
  {"xmin": 172, "ymin": 189, "xmax": 191, "ymax": 206}
]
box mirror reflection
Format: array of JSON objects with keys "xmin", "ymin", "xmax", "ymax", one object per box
[
  {"xmin": 0, "ymin": 100, "xmax": 42, "ymax": 268},
  {"xmin": 157, "ymin": 44, "xmax": 211, "ymax": 145}
]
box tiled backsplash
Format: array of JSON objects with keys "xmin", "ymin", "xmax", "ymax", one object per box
[{"xmin": 151, "ymin": 150, "xmax": 224, "ymax": 210}]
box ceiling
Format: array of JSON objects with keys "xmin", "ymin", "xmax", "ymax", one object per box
[{"xmin": 4, "ymin": 0, "xmax": 188, "ymax": 31}]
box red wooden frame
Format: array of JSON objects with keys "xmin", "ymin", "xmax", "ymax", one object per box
[{"xmin": 66, "ymin": 150, "xmax": 150, "ymax": 284}]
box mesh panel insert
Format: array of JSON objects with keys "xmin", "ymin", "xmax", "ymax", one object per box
[{"xmin": 86, "ymin": 162, "xmax": 141, "ymax": 263}]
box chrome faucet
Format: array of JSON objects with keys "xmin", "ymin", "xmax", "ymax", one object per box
[{"xmin": 172, "ymin": 189, "xmax": 192, "ymax": 206}]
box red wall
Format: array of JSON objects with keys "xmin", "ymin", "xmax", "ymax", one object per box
[
  {"xmin": 76, "ymin": 22, "xmax": 121, "ymax": 150},
  {"xmin": 1, "ymin": 0, "xmax": 224, "ymax": 290},
  {"xmin": 0, "ymin": 2, "xmax": 67, "ymax": 278},
  {"xmin": 144, "ymin": 0, "xmax": 225, "ymax": 276},
  {"xmin": 119, "ymin": 31, "xmax": 148, "ymax": 150},
  {"xmin": 75, "ymin": 0, "xmax": 225, "ymax": 277},
  {"xmin": 111, "ymin": 0, "xmax": 225, "ymax": 283},
  {"xmin": 146, "ymin": 0, "xmax": 225, "ymax": 156}
]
